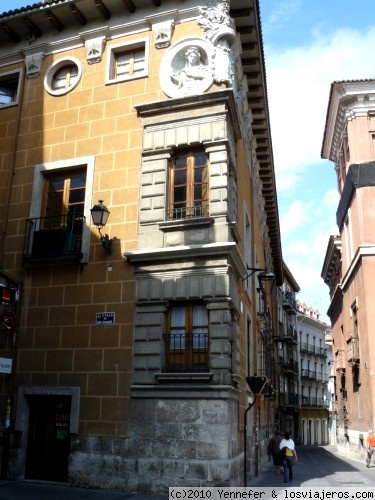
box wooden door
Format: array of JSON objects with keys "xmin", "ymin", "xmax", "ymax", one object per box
[{"xmin": 25, "ymin": 395, "xmax": 71, "ymax": 482}]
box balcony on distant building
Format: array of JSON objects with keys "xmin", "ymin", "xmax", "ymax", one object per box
[
  {"xmin": 282, "ymin": 291, "xmax": 297, "ymax": 315},
  {"xmin": 335, "ymin": 350, "xmax": 345, "ymax": 375},
  {"xmin": 347, "ymin": 336, "xmax": 359, "ymax": 364},
  {"xmin": 283, "ymin": 324, "xmax": 298, "ymax": 343}
]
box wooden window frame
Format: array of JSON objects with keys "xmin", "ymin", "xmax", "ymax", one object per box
[
  {"xmin": 167, "ymin": 149, "xmax": 209, "ymax": 220},
  {"xmin": 106, "ymin": 39, "xmax": 149, "ymax": 85},
  {"xmin": 41, "ymin": 168, "xmax": 86, "ymax": 229},
  {"xmin": 52, "ymin": 64, "xmax": 79, "ymax": 91},
  {"xmin": 113, "ymin": 47, "xmax": 145, "ymax": 79},
  {"xmin": 164, "ymin": 303, "xmax": 209, "ymax": 372}
]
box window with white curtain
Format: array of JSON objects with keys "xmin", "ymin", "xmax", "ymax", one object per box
[{"xmin": 165, "ymin": 303, "xmax": 209, "ymax": 372}]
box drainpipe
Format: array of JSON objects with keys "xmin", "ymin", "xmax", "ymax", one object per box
[{"xmin": 244, "ymin": 398, "xmax": 256, "ymax": 487}]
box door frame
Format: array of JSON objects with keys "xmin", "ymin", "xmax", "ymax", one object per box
[{"xmin": 15, "ymin": 386, "xmax": 80, "ymax": 479}]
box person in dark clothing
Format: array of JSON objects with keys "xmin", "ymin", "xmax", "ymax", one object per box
[{"xmin": 267, "ymin": 430, "xmax": 283, "ymax": 474}]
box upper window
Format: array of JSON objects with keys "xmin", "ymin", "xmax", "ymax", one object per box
[
  {"xmin": 25, "ymin": 156, "xmax": 95, "ymax": 265},
  {"xmin": 167, "ymin": 150, "xmax": 209, "ymax": 220},
  {"xmin": 164, "ymin": 303, "xmax": 209, "ymax": 372},
  {"xmin": 106, "ymin": 39, "xmax": 149, "ymax": 85},
  {"xmin": 43, "ymin": 170, "xmax": 86, "ymax": 218},
  {"xmin": 41, "ymin": 169, "xmax": 86, "ymax": 229},
  {"xmin": 44, "ymin": 57, "xmax": 82, "ymax": 96},
  {"xmin": 24, "ymin": 169, "xmax": 87, "ymax": 264},
  {"xmin": 0, "ymin": 70, "xmax": 22, "ymax": 108}
]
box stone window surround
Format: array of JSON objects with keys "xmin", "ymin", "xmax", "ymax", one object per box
[
  {"xmin": 126, "ymin": 243, "xmax": 246, "ymax": 387},
  {"xmin": 135, "ymin": 91, "xmax": 240, "ymax": 242},
  {"xmin": 30, "ymin": 156, "xmax": 96, "ymax": 264},
  {"xmin": 105, "ymin": 37, "xmax": 149, "ymax": 85},
  {"xmin": 0, "ymin": 68, "xmax": 23, "ymax": 108},
  {"xmin": 44, "ymin": 56, "xmax": 82, "ymax": 97}
]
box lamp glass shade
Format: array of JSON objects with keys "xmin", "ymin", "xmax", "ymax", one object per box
[
  {"xmin": 91, "ymin": 200, "xmax": 110, "ymax": 227},
  {"xmin": 257, "ymin": 271, "xmax": 275, "ymax": 290}
]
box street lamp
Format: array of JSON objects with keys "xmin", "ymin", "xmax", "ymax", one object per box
[
  {"xmin": 90, "ymin": 200, "xmax": 113, "ymax": 254},
  {"xmin": 243, "ymin": 267, "xmax": 275, "ymax": 292},
  {"xmin": 243, "ymin": 376, "xmax": 269, "ymax": 487}
]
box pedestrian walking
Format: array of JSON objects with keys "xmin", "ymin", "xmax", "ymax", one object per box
[
  {"xmin": 267, "ymin": 430, "xmax": 283, "ymax": 474},
  {"xmin": 279, "ymin": 431, "xmax": 298, "ymax": 484},
  {"xmin": 366, "ymin": 429, "xmax": 375, "ymax": 467}
]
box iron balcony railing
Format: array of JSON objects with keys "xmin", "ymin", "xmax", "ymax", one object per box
[
  {"xmin": 282, "ymin": 324, "xmax": 298, "ymax": 343},
  {"xmin": 301, "ymin": 397, "xmax": 329, "ymax": 408},
  {"xmin": 300, "ymin": 342, "xmax": 327, "ymax": 357},
  {"xmin": 279, "ymin": 392, "xmax": 299, "ymax": 406},
  {"xmin": 301, "ymin": 369, "xmax": 327, "ymax": 382},
  {"xmin": 282, "ymin": 291, "xmax": 297, "ymax": 313},
  {"xmin": 166, "ymin": 205, "xmax": 209, "ymax": 221},
  {"xmin": 282, "ymin": 359, "xmax": 299, "ymax": 375},
  {"xmin": 163, "ymin": 332, "xmax": 209, "ymax": 372},
  {"xmin": 301, "ymin": 368, "xmax": 314, "ymax": 379},
  {"xmin": 23, "ymin": 214, "xmax": 85, "ymax": 267}
]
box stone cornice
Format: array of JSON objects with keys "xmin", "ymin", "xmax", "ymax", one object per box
[
  {"xmin": 321, "ymin": 80, "xmax": 375, "ymax": 162},
  {"xmin": 124, "ymin": 241, "xmax": 247, "ymax": 279}
]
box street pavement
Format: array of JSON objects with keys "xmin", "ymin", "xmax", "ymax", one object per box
[
  {"xmin": 0, "ymin": 445, "xmax": 374, "ymax": 498},
  {"xmin": 249, "ymin": 444, "xmax": 374, "ymax": 488}
]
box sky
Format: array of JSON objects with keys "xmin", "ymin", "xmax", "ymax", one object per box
[
  {"xmin": 259, "ymin": 0, "xmax": 375, "ymax": 323},
  {"xmin": 2, "ymin": 0, "xmax": 374, "ymax": 323}
]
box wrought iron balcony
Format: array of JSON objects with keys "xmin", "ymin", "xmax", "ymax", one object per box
[
  {"xmin": 163, "ymin": 332, "xmax": 209, "ymax": 372},
  {"xmin": 282, "ymin": 359, "xmax": 299, "ymax": 375},
  {"xmin": 301, "ymin": 397, "xmax": 329, "ymax": 408},
  {"xmin": 279, "ymin": 392, "xmax": 299, "ymax": 407},
  {"xmin": 282, "ymin": 291, "xmax": 297, "ymax": 315},
  {"xmin": 276, "ymin": 324, "xmax": 298, "ymax": 344},
  {"xmin": 23, "ymin": 214, "xmax": 85, "ymax": 268},
  {"xmin": 166, "ymin": 204, "xmax": 209, "ymax": 221}
]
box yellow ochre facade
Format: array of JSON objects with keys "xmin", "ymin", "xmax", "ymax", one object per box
[{"xmin": 0, "ymin": 0, "xmax": 284, "ymax": 492}]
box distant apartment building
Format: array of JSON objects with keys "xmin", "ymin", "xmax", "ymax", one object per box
[
  {"xmin": 296, "ymin": 302, "xmax": 330, "ymax": 446},
  {"xmin": 274, "ymin": 263, "xmax": 300, "ymax": 439},
  {"xmin": 321, "ymin": 80, "xmax": 375, "ymax": 460},
  {"xmin": 0, "ymin": 0, "xmax": 285, "ymax": 492}
]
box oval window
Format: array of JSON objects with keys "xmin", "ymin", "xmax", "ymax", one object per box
[{"xmin": 44, "ymin": 57, "xmax": 82, "ymax": 96}]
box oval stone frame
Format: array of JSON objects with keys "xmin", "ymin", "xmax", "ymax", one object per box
[
  {"xmin": 160, "ymin": 37, "xmax": 214, "ymax": 98},
  {"xmin": 44, "ymin": 56, "xmax": 82, "ymax": 97}
]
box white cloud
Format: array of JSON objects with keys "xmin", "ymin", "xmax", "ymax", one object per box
[
  {"xmin": 262, "ymin": 23, "xmax": 375, "ymax": 322},
  {"xmin": 265, "ymin": 26, "xmax": 375, "ymax": 184}
]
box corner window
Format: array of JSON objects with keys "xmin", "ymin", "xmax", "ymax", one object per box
[
  {"xmin": 164, "ymin": 303, "xmax": 209, "ymax": 372},
  {"xmin": 44, "ymin": 57, "xmax": 82, "ymax": 96},
  {"xmin": 106, "ymin": 39, "xmax": 149, "ymax": 84},
  {"xmin": 167, "ymin": 150, "xmax": 209, "ymax": 220},
  {"xmin": 0, "ymin": 70, "xmax": 22, "ymax": 107}
]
